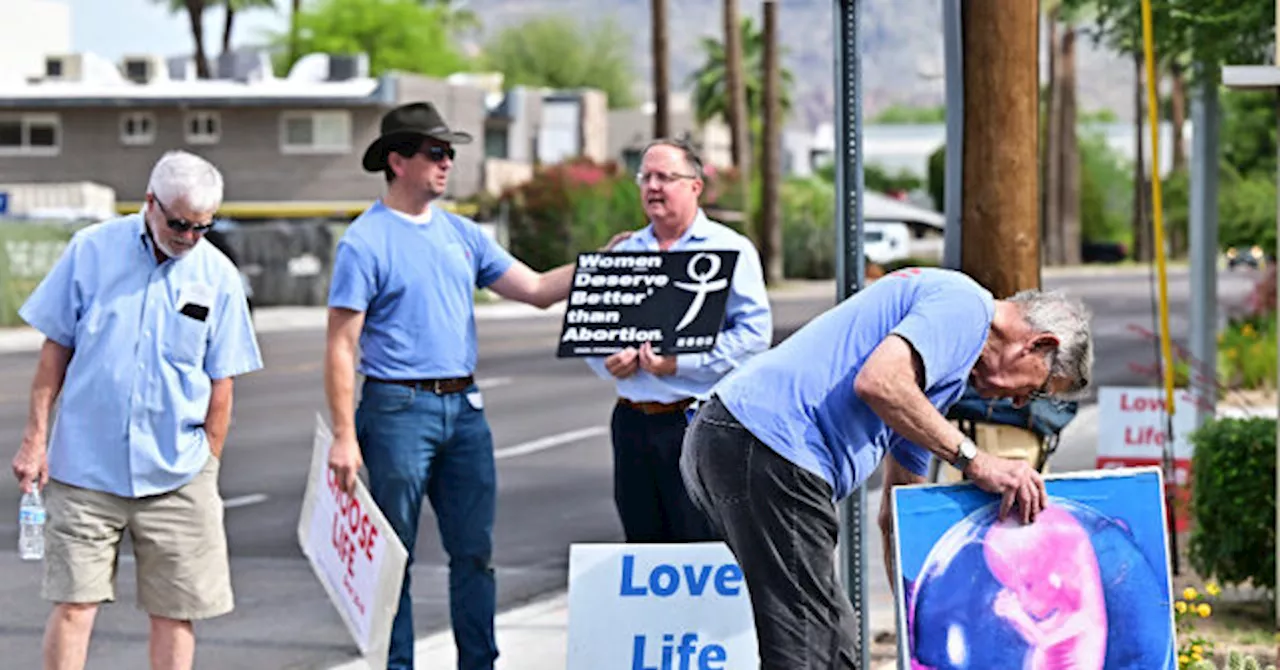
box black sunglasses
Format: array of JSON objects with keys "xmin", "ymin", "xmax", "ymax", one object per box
[
  {"xmin": 153, "ymin": 196, "xmax": 215, "ymax": 234},
  {"xmin": 419, "ymin": 145, "xmax": 456, "ymax": 163}
]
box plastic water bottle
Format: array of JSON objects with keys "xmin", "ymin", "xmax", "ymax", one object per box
[{"xmin": 19, "ymin": 486, "xmax": 45, "ymax": 561}]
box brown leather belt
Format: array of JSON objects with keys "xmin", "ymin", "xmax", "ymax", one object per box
[
  {"xmin": 617, "ymin": 397, "xmax": 695, "ymax": 416},
  {"xmin": 367, "ymin": 375, "xmax": 475, "ymax": 395}
]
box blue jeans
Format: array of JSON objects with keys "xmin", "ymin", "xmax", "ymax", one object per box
[{"xmin": 356, "ymin": 379, "xmax": 498, "ymax": 670}]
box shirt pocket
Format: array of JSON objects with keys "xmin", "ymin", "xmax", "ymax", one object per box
[{"xmin": 164, "ymin": 310, "xmax": 210, "ymax": 367}]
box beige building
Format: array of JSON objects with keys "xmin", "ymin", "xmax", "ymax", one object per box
[{"xmin": 0, "ymin": 52, "xmax": 612, "ymax": 219}]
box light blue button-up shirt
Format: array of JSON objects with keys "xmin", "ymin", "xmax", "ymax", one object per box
[
  {"xmin": 19, "ymin": 214, "xmax": 263, "ymax": 498},
  {"xmin": 584, "ymin": 209, "xmax": 773, "ymax": 402}
]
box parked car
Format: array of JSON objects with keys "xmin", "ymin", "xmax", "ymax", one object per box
[
  {"xmin": 1082, "ymin": 240, "xmax": 1127, "ymax": 264},
  {"xmin": 1225, "ymin": 245, "xmax": 1264, "ymax": 270},
  {"xmin": 203, "ymin": 221, "xmax": 255, "ymax": 312}
]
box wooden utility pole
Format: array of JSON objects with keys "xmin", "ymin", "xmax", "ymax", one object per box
[
  {"xmin": 960, "ymin": 0, "xmax": 1040, "ymax": 296},
  {"xmin": 651, "ymin": 0, "xmax": 671, "ymax": 139},
  {"xmin": 760, "ymin": 0, "xmax": 783, "ymax": 285},
  {"xmin": 724, "ymin": 0, "xmax": 751, "ymax": 212}
]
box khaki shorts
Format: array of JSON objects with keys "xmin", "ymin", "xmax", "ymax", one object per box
[{"xmin": 43, "ymin": 455, "xmax": 233, "ymax": 620}]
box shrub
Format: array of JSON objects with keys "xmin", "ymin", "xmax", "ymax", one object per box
[
  {"xmin": 1187, "ymin": 417, "xmax": 1277, "ymax": 600},
  {"xmin": 780, "ymin": 177, "xmax": 835, "ymax": 279},
  {"xmin": 1217, "ymin": 313, "xmax": 1277, "ymax": 391},
  {"xmin": 502, "ymin": 159, "xmax": 644, "ymax": 271}
]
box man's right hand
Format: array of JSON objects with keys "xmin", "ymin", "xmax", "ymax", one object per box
[
  {"xmin": 605, "ymin": 347, "xmax": 640, "ymax": 379},
  {"xmin": 964, "ymin": 451, "xmax": 1047, "ymax": 524},
  {"xmin": 328, "ymin": 433, "xmax": 363, "ymax": 494},
  {"xmin": 12, "ymin": 436, "xmax": 48, "ymax": 494}
]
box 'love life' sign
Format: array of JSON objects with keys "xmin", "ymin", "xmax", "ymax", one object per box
[
  {"xmin": 557, "ymin": 250, "xmax": 739, "ymax": 358},
  {"xmin": 566, "ymin": 543, "xmax": 759, "ymax": 669},
  {"xmin": 297, "ymin": 414, "xmax": 407, "ymax": 669}
]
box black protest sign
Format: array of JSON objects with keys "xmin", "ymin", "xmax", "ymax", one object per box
[{"xmin": 556, "ymin": 250, "xmax": 740, "ymax": 358}]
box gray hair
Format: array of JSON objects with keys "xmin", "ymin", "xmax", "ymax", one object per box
[
  {"xmin": 1008, "ymin": 289, "xmax": 1094, "ymax": 396},
  {"xmin": 642, "ymin": 137, "xmax": 707, "ymax": 182},
  {"xmin": 146, "ymin": 150, "xmax": 224, "ymax": 213}
]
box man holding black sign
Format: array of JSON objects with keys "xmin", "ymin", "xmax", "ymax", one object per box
[{"xmin": 583, "ymin": 138, "xmax": 772, "ymax": 544}]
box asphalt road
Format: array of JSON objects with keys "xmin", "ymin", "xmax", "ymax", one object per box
[{"xmin": 0, "ymin": 265, "xmax": 1259, "ymax": 669}]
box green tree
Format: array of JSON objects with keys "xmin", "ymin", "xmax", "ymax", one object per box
[
  {"xmin": 1066, "ymin": 0, "xmax": 1273, "ymax": 72},
  {"xmin": 869, "ymin": 104, "xmax": 946, "ymax": 125},
  {"xmin": 480, "ymin": 16, "xmax": 636, "ymax": 109},
  {"xmin": 274, "ymin": 0, "xmax": 469, "ymax": 78},
  {"xmin": 1221, "ymin": 89, "xmax": 1278, "ymax": 180},
  {"xmin": 687, "ymin": 17, "xmax": 794, "ymax": 135},
  {"xmin": 1077, "ymin": 130, "xmax": 1132, "ymax": 243}
]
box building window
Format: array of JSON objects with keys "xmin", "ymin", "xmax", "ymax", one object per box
[
  {"xmin": 280, "ymin": 110, "xmax": 351, "ymax": 154},
  {"xmin": 484, "ymin": 127, "xmax": 509, "ymax": 159},
  {"xmin": 0, "ymin": 114, "xmax": 60, "ymax": 156},
  {"xmin": 185, "ymin": 111, "xmax": 220, "ymax": 144},
  {"xmin": 120, "ymin": 112, "xmax": 156, "ymax": 146}
]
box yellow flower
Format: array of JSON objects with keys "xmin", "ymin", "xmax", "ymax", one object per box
[
  {"xmin": 1243, "ymin": 324, "xmax": 1256, "ymax": 337},
  {"xmin": 1197, "ymin": 603, "xmax": 1212, "ymax": 617},
  {"xmin": 1179, "ymin": 654, "xmax": 1190, "ymax": 665},
  {"xmin": 1205, "ymin": 583, "xmax": 1220, "ymax": 596},
  {"xmin": 1175, "ymin": 601, "xmax": 1188, "ymax": 614},
  {"xmin": 1192, "ymin": 645, "xmax": 1203, "ymax": 655},
  {"xmin": 1183, "ymin": 587, "xmax": 1199, "ymax": 601},
  {"xmin": 1192, "ymin": 651, "xmax": 1204, "ymax": 662}
]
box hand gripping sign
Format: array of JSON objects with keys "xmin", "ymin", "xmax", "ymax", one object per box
[
  {"xmin": 558, "ymin": 249, "xmax": 739, "ymax": 358},
  {"xmin": 298, "ymin": 414, "xmax": 407, "ymax": 669}
]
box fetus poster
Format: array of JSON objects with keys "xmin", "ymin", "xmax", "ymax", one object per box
[{"xmin": 891, "ymin": 466, "xmax": 1177, "ymax": 669}]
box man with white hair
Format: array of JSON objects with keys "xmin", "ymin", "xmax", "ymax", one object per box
[
  {"xmin": 681, "ymin": 267, "xmax": 1093, "ymax": 669},
  {"xmin": 10, "ymin": 150, "xmax": 262, "ymax": 670}
]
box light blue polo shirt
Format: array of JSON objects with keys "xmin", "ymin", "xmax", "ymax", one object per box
[
  {"xmin": 714, "ymin": 267, "xmax": 995, "ymax": 501},
  {"xmin": 583, "ymin": 209, "xmax": 773, "ymax": 402},
  {"xmin": 19, "ymin": 214, "xmax": 263, "ymax": 498},
  {"xmin": 328, "ymin": 202, "xmax": 515, "ymax": 379}
]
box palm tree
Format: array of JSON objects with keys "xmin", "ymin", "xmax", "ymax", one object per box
[
  {"xmin": 688, "ymin": 16, "xmax": 793, "ymax": 149},
  {"xmin": 722, "ymin": 0, "xmax": 749, "ymax": 175},
  {"xmin": 156, "ymin": 0, "xmax": 212, "ymax": 78},
  {"xmin": 652, "ymin": 0, "xmax": 670, "ymax": 138},
  {"xmin": 220, "ymin": 0, "xmax": 277, "ymax": 57}
]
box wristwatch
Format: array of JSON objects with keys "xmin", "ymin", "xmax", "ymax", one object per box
[{"xmin": 952, "ymin": 437, "xmax": 978, "ymax": 472}]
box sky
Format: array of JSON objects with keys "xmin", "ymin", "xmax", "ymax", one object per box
[{"xmin": 64, "ymin": 0, "xmax": 290, "ymax": 64}]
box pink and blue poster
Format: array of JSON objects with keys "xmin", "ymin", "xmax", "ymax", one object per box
[{"xmin": 891, "ymin": 466, "xmax": 1177, "ymax": 669}]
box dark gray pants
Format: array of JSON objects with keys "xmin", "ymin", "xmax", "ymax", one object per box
[
  {"xmin": 611, "ymin": 401, "xmax": 718, "ymax": 543},
  {"xmin": 680, "ymin": 395, "xmax": 858, "ymax": 670}
]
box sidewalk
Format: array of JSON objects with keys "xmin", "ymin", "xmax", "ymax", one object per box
[
  {"xmin": 325, "ymin": 404, "xmax": 1110, "ymax": 670},
  {"xmin": 345, "ymin": 590, "xmax": 901, "ymax": 670}
]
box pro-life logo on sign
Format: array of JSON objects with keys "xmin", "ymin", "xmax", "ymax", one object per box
[
  {"xmin": 566, "ymin": 543, "xmax": 758, "ymax": 669},
  {"xmin": 297, "ymin": 414, "xmax": 407, "ymax": 669},
  {"xmin": 557, "ymin": 250, "xmax": 739, "ymax": 358}
]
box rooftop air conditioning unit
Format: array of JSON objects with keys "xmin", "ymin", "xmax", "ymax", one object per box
[{"xmin": 120, "ymin": 54, "xmax": 168, "ymax": 84}]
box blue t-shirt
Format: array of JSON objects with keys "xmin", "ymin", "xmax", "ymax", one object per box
[
  {"xmin": 328, "ymin": 202, "xmax": 515, "ymax": 379},
  {"xmin": 714, "ymin": 267, "xmax": 995, "ymax": 501}
]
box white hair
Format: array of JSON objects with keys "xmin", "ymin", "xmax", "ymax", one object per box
[
  {"xmin": 1008, "ymin": 289, "xmax": 1094, "ymax": 396},
  {"xmin": 146, "ymin": 150, "xmax": 224, "ymax": 213}
]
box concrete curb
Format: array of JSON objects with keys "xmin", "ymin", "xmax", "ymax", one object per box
[{"xmin": 0, "ymin": 282, "xmax": 842, "ymax": 355}]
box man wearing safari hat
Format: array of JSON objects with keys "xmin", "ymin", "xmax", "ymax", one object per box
[{"xmin": 323, "ymin": 102, "xmax": 628, "ymax": 669}]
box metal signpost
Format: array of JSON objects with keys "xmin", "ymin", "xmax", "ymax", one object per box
[{"xmin": 832, "ymin": 1, "xmax": 869, "ymax": 667}]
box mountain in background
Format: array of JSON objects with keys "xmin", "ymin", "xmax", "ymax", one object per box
[{"xmin": 460, "ymin": 0, "xmax": 1137, "ymax": 130}]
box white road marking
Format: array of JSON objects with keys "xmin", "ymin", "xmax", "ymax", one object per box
[
  {"xmin": 476, "ymin": 377, "xmax": 513, "ymax": 390},
  {"xmin": 223, "ymin": 493, "xmax": 270, "ymax": 509},
  {"xmin": 494, "ymin": 427, "xmax": 608, "ymax": 461}
]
